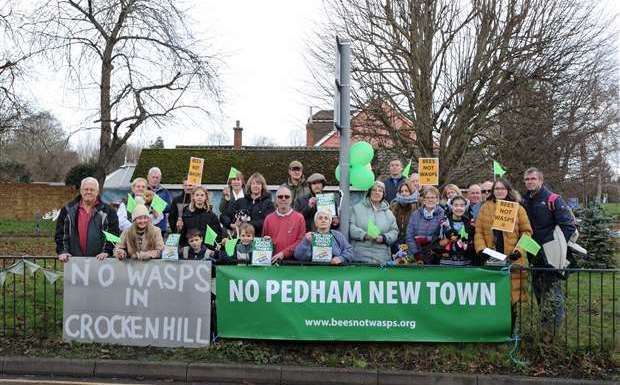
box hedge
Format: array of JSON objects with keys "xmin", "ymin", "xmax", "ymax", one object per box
[{"xmin": 134, "ymin": 147, "xmax": 341, "ymax": 185}]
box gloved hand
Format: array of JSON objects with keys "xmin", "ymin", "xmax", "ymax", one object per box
[{"xmin": 508, "ymin": 250, "xmax": 521, "ymax": 261}]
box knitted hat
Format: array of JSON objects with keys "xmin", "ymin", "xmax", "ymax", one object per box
[{"xmin": 132, "ymin": 204, "xmax": 149, "ymax": 221}]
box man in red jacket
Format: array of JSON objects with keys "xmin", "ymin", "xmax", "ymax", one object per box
[{"xmin": 263, "ymin": 186, "xmax": 306, "ymax": 263}]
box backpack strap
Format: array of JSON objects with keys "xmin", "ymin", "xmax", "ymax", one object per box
[{"xmin": 547, "ymin": 193, "xmax": 560, "ymax": 211}]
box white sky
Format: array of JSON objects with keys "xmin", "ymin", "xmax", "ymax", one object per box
[
  {"xmin": 19, "ymin": 0, "xmax": 329, "ymax": 150},
  {"xmin": 13, "ymin": 0, "xmax": 620, "ymax": 159}
]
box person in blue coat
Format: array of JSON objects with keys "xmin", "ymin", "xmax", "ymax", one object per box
[
  {"xmin": 522, "ymin": 167, "xmax": 576, "ymax": 341},
  {"xmin": 294, "ymin": 210, "xmax": 353, "ymax": 264},
  {"xmin": 147, "ymin": 167, "xmax": 173, "ymax": 237}
]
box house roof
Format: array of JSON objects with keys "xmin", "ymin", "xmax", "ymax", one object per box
[
  {"xmin": 309, "ymin": 109, "xmax": 334, "ymax": 122},
  {"xmin": 134, "ymin": 147, "xmax": 340, "ymax": 185}
]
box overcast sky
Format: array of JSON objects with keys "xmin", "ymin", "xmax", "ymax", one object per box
[{"xmin": 15, "ymin": 0, "xmax": 620, "ymax": 157}]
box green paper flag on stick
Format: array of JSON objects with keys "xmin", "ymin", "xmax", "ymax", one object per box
[
  {"xmin": 225, "ymin": 238, "xmax": 239, "ymax": 257},
  {"xmin": 402, "ymin": 160, "xmax": 412, "ymax": 178},
  {"xmin": 103, "ymin": 231, "xmax": 121, "ymax": 244},
  {"xmin": 458, "ymin": 226, "xmax": 468, "ymax": 240},
  {"xmin": 204, "ymin": 225, "xmax": 218, "ymax": 246},
  {"xmin": 126, "ymin": 194, "xmax": 137, "ymax": 214},
  {"xmin": 228, "ymin": 166, "xmax": 239, "ymax": 180},
  {"xmin": 493, "ymin": 160, "xmax": 507, "ymax": 177},
  {"xmin": 516, "ymin": 234, "xmax": 541, "ymax": 255},
  {"xmin": 367, "ymin": 219, "xmax": 381, "ymax": 238},
  {"xmin": 151, "ymin": 193, "xmax": 168, "ymax": 214}
]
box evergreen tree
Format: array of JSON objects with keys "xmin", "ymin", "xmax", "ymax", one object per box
[{"xmin": 575, "ymin": 204, "xmax": 616, "ymax": 268}]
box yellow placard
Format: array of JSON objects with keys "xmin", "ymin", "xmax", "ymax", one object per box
[
  {"xmin": 418, "ymin": 158, "xmax": 439, "ymax": 186},
  {"xmin": 187, "ymin": 157, "xmax": 204, "ymax": 185},
  {"xmin": 491, "ymin": 200, "xmax": 519, "ymax": 233}
]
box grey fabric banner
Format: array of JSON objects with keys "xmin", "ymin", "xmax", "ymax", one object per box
[{"xmin": 63, "ymin": 257, "xmax": 211, "ymax": 348}]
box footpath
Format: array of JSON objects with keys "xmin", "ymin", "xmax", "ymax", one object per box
[{"xmin": 0, "ymin": 357, "xmax": 616, "ymax": 385}]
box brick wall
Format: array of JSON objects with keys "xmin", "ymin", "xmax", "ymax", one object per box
[{"xmin": 0, "ymin": 183, "xmax": 77, "ymax": 220}]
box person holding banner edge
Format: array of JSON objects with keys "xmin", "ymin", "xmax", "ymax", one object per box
[
  {"xmin": 474, "ymin": 178, "xmax": 532, "ymax": 332},
  {"xmin": 349, "ymin": 181, "xmax": 399, "ymax": 264},
  {"xmin": 56, "ymin": 177, "xmax": 119, "ymax": 262},
  {"xmin": 294, "ymin": 210, "xmax": 352, "ymax": 264}
]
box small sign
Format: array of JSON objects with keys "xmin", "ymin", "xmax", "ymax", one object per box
[
  {"xmin": 187, "ymin": 157, "xmax": 204, "ymax": 185},
  {"xmin": 162, "ymin": 234, "xmax": 180, "ymax": 260},
  {"xmin": 491, "ymin": 200, "xmax": 519, "ymax": 233},
  {"xmin": 418, "ymin": 158, "xmax": 439, "ymax": 186},
  {"xmin": 311, "ymin": 233, "xmax": 333, "ymax": 263},
  {"xmin": 251, "ymin": 237, "xmax": 273, "ymax": 266},
  {"xmin": 316, "ymin": 193, "xmax": 337, "ymax": 216}
]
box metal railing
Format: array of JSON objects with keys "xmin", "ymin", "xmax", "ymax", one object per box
[{"xmin": 0, "ymin": 256, "xmax": 616, "ymax": 353}]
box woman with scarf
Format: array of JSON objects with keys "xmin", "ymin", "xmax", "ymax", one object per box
[
  {"xmin": 390, "ymin": 181, "xmax": 418, "ymax": 256},
  {"xmin": 405, "ymin": 186, "xmax": 446, "ymax": 264}
]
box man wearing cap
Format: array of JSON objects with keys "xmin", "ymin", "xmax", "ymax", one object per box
[
  {"xmin": 285, "ymin": 160, "xmax": 311, "ymax": 204},
  {"xmin": 55, "ymin": 177, "xmax": 120, "ymax": 262},
  {"xmin": 294, "ymin": 173, "xmax": 340, "ymax": 231}
]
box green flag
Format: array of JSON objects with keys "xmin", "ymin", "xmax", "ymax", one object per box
[
  {"xmin": 367, "ymin": 218, "xmax": 381, "ymax": 238},
  {"xmin": 493, "ymin": 160, "xmax": 507, "ymax": 177},
  {"xmin": 516, "ymin": 234, "xmax": 541, "ymax": 255},
  {"xmin": 402, "ymin": 160, "xmax": 412, "ymax": 178},
  {"xmin": 126, "ymin": 194, "xmax": 136, "ymax": 214},
  {"xmin": 151, "ymin": 193, "xmax": 167, "ymax": 214},
  {"xmin": 204, "ymin": 225, "xmax": 218, "ymax": 246},
  {"xmin": 458, "ymin": 225, "xmax": 468, "ymax": 240},
  {"xmin": 103, "ymin": 230, "xmax": 121, "ymax": 244},
  {"xmin": 225, "ymin": 238, "xmax": 239, "ymax": 257},
  {"xmin": 228, "ymin": 166, "xmax": 239, "ymax": 180}
]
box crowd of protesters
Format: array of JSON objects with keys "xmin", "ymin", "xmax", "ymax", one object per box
[{"xmin": 55, "ymin": 160, "xmax": 576, "ymax": 338}]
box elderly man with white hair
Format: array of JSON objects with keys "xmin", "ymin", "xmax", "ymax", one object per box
[
  {"xmin": 294, "ymin": 210, "xmax": 352, "ymax": 264},
  {"xmin": 147, "ymin": 166, "xmax": 173, "ymax": 236},
  {"xmin": 55, "ymin": 177, "xmax": 120, "ymax": 262}
]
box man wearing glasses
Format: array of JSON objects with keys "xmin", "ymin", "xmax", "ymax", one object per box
[
  {"xmin": 480, "ymin": 180, "xmax": 493, "ymax": 202},
  {"xmin": 263, "ymin": 186, "xmax": 306, "ymax": 263},
  {"xmin": 285, "ymin": 160, "xmax": 311, "ymax": 204}
]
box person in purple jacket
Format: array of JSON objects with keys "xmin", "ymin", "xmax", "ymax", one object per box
[
  {"xmin": 405, "ymin": 186, "xmax": 446, "ymax": 264},
  {"xmin": 294, "ymin": 210, "xmax": 352, "ymax": 264}
]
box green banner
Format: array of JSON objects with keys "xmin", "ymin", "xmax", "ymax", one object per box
[{"xmin": 216, "ymin": 265, "xmax": 511, "ymax": 342}]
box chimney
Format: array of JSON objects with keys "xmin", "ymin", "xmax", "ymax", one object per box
[{"xmin": 233, "ymin": 120, "xmax": 243, "ymax": 149}]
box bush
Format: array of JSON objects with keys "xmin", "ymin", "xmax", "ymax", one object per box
[
  {"xmin": 574, "ymin": 204, "xmax": 617, "ymax": 268},
  {"xmin": 65, "ymin": 163, "xmax": 97, "ymax": 189}
]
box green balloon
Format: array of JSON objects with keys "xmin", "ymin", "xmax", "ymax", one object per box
[
  {"xmin": 349, "ymin": 141, "xmax": 374, "ymax": 166},
  {"xmin": 350, "ymin": 164, "xmax": 375, "ymax": 190},
  {"xmin": 335, "ymin": 165, "xmax": 341, "ymax": 182}
]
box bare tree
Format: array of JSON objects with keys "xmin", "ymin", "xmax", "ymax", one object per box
[
  {"xmin": 2, "ymin": 110, "xmax": 80, "ymax": 181},
  {"xmin": 26, "ymin": 0, "xmax": 222, "ymax": 185},
  {"xmin": 308, "ymin": 0, "xmax": 616, "ymax": 183},
  {"xmin": 0, "ymin": 1, "xmax": 29, "ymax": 135}
]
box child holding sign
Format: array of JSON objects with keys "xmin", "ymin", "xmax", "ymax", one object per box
[
  {"xmin": 474, "ymin": 178, "xmax": 533, "ymax": 331},
  {"xmin": 294, "ymin": 211, "xmax": 352, "ymax": 264}
]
